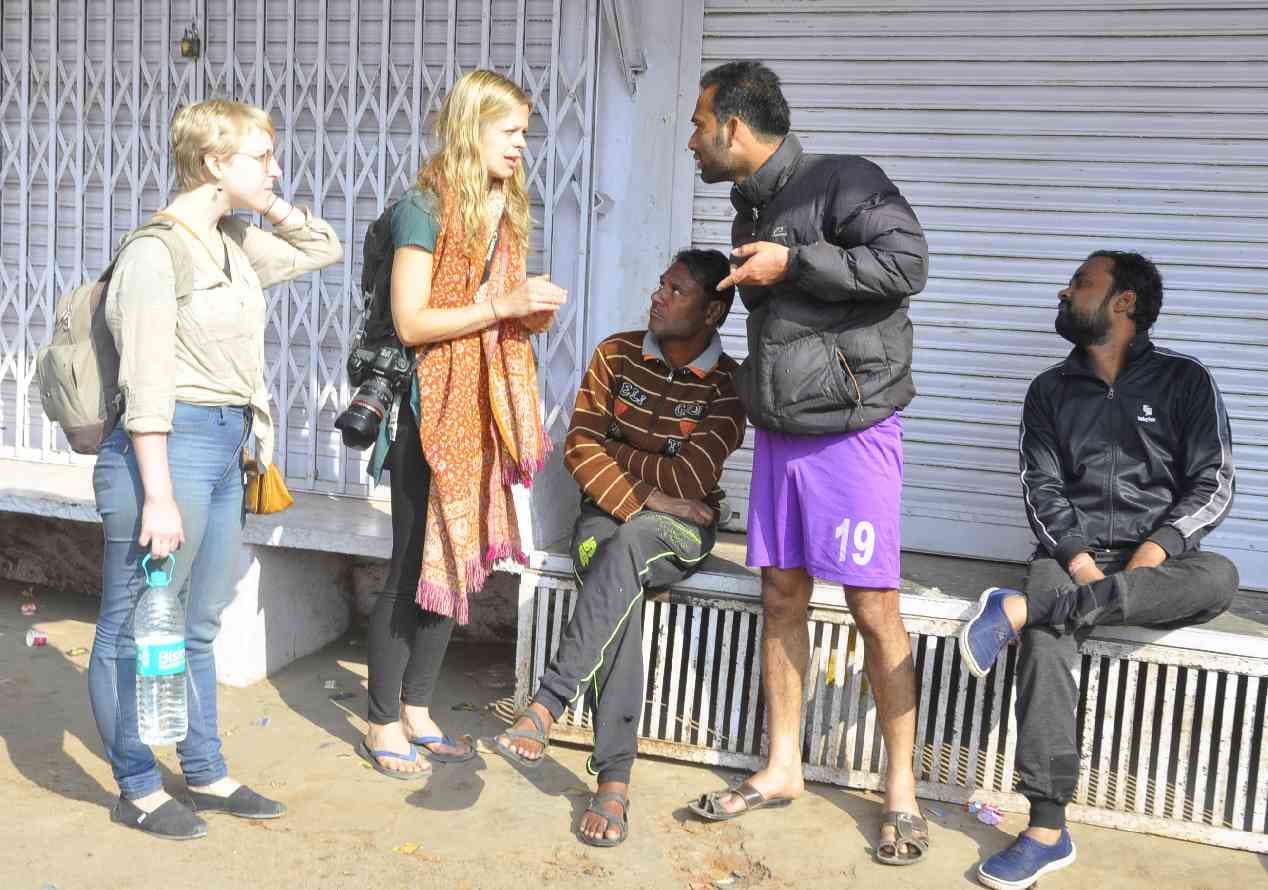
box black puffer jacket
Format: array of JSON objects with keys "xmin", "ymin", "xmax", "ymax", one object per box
[
  {"xmin": 1020, "ymin": 334, "xmax": 1237, "ymax": 567},
  {"xmin": 730, "ymin": 134, "xmax": 928, "ymax": 435}
]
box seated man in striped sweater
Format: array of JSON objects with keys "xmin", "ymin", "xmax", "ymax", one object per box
[{"xmin": 485, "ymin": 249, "xmax": 747, "ymax": 846}]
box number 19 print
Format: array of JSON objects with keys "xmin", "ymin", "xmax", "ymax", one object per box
[{"xmin": 835, "ymin": 517, "xmax": 876, "ymax": 566}]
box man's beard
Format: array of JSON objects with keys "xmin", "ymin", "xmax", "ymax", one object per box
[
  {"xmin": 697, "ymin": 132, "xmax": 733, "ymax": 184},
  {"xmin": 1056, "ymin": 293, "xmax": 1114, "ymax": 347}
]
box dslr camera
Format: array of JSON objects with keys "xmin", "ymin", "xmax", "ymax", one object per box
[{"xmin": 334, "ymin": 342, "xmax": 414, "ymax": 450}]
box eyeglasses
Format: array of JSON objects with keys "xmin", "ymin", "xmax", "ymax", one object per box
[{"xmin": 233, "ymin": 149, "xmax": 276, "ymax": 168}]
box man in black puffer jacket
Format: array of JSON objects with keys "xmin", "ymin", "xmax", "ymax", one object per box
[
  {"xmin": 683, "ymin": 61, "xmax": 932, "ymax": 866},
  {"xmin": 960, "ymin": 251, "xmax": 1238, "ymax": 890}
]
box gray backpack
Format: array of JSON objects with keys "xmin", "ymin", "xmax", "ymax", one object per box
[{"xmin": 35, "ymin": 219, "xmax": 193, "ymax": 454}]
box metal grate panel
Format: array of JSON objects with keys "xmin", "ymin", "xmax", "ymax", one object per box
[{"xmin": 516, "ymin": 571, "xmax": 1268, "ymax": 853}]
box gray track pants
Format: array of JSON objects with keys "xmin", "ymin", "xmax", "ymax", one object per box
[
  {"xmin": 1014, "ymin": 548, "xmax": 1238, "ymax": 828},
  {"xmin": 534, "ymin": 500, "xmax": 714, "ymax": 784}
]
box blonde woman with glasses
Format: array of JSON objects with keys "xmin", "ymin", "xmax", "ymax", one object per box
[
  {"xmin": 91, "ymin": 99, "xmax": 342, "ymax": 840},
  {"xmin": 358, "ymin": 69, "xmax": 565, "ymax": 779}
]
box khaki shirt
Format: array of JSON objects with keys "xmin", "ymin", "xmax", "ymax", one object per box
[{"xmin": 105, "ymin": 208, "xmax": 343, "ymax": 466}]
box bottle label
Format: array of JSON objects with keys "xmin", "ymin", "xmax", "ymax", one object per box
[{"xmin": 137, "ymin": 639, "xmax": 186, "ymax": 677}]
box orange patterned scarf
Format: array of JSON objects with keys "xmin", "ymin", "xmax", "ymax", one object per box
[{"xmin": 414, "ymin": 187, "xmax": 550, "ymax": 623}]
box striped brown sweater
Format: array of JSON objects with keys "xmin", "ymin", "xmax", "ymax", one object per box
[{"xmin": 564, "ymin": 330, "xmax": 747, "ymax": 522}]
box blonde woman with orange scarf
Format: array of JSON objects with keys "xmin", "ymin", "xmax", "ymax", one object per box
[{"xmin": 358, "ymin": 70, "xmax": 565, "ymax": 777}]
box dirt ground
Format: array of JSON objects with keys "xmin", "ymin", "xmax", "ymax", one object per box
[{"xmin": 2, "ymin": 581, "xmax": 1264, "ymax": 890}]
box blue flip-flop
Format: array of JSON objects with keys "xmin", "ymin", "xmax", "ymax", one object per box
[
  {"xmin": 356, "ymin": 738, "xmax": 431, "ymax": 780},
  {"xmin": 410, "ymin": 734, "xmax": 476, "ymax": 764}
]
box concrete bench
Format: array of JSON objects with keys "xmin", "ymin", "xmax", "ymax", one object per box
[
  {"xmin": 0, "ymin": 458, "xmax": 399, "ymax": 686},
  {"xmin": 514, "ymin": 539, "xmax": 1268, "ymax": 853}
]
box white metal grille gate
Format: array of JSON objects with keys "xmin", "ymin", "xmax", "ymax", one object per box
[{"xmin": 0, "ymin": 0, "xmax": 599, "ymax": 497}]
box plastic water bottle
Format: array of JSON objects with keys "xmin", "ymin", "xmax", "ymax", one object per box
[{"xmin": 134, "ymin": 555, "xmax": 188, "ymax": 745}]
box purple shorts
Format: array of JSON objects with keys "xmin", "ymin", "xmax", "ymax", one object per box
[{"xmin": 746, "ymin": 415, "xmax": 903, "ymax": 590}]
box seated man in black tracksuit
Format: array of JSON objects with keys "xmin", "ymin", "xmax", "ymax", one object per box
[{"xmin": 959, "ymin": 251, "xmax": 1239, "ymax": 890}]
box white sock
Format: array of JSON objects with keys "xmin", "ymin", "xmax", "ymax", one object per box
[
  {"xmin": 189, "ymin": 777, "xmax": 242, "ymax": 797},
  {"xmin": 131, "ymin": 789, "xmax": 172, "ymax": 813}
]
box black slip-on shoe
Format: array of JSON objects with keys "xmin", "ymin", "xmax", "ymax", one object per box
[
  {"xmin": 110, "ymin": 796, "xmax": 208, "ymax": 840},
  {"xmin": 187, "ymin": 784, "xmax": 287, "ymax": 820}
]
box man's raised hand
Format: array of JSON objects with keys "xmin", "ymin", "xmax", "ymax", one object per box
[{"xmin": 717, "ymin": 241, "xmax": 790, "ymax": 290}]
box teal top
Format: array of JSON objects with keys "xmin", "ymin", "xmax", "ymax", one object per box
[
  {"xmin": 366, "ymin": 187, "xmax": 440, "ymax": 484},
  {"xmin": 391, "ymin": 186, "xmax": 440, "ymax": 253}
]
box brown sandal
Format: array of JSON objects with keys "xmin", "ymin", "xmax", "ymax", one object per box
[
  {"xmin": 687, "ymin": 780, "xmax": 795, "ymax": 822},
  {"xmin": 876, "ymin": 811, "xmax": 930, "ymax": 865}
]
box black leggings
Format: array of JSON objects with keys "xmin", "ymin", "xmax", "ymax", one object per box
[{"xmin": 366, "ymin": 401, "xmax": 455, "ymax": 726}]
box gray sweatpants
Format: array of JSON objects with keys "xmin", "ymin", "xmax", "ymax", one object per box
[
  {"xmin": 1014, "ymin": 548, "xmax": 1239, "ymax": 829},
  {"xmin": 533, "ymin": 500, "xmax": 715, "ymax": 784}
]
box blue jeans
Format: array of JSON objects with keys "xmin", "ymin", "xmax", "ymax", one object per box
[{"xmin": 90, "ymin": 403, "xmax": 251, "ymax": 799}]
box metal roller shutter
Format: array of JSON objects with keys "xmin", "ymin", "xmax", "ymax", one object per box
[{"xmin": 691, "ymin": 0, "xmax": 1267, "ymax": 589}]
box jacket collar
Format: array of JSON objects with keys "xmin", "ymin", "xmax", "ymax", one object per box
[
  {"xmin": 642, "ymin": 330, "xmax": 723, "ymax": 379},
  {"xmin": 1061, "ymin": 331, "xmax": 1154, "ymax": 378},
  {"xmin": 730, "ymin": 133, "xmax": 804, "ymax": 216}
]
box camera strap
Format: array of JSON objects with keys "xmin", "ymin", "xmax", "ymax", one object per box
[
  {"xmin": 480, "ymin": 228, "xmax": 499, "ymax": 286},
  {"xmin": 387, "ymin": 390, "xmax": 402, "ymax": 443}
]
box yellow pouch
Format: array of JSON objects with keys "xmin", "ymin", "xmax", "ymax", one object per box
[{"xmin": 242, "ymin": 449, "xmax": 294, "ymax": 514}]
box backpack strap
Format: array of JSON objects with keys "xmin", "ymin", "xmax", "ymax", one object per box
[{"xmin": 104, "ymin": 218, "xmax": 195, "ymax": 301}]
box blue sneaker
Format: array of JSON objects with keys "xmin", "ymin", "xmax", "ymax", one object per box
[
  {"xmin": 959, "ymin": 587, "xmax": 1020, "ymax": 678},
  {"xmin": 977, "ymin": 830, "xmax": 1076, "ymax": 889}
]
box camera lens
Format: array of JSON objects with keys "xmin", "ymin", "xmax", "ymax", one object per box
[{"xmin": 334, "ymin": 375, "xmax": 396, "ymax": 450}]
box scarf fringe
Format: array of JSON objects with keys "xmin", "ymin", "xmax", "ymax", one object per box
[
  {"xmin": 502, "ymin": 429, "xmax": 554, "ymax": 487},
  {"xmin": 414, "ymin": 541, "xmax": 529, "ymax": 626},
  {"xmin": 415, "ymin": 580, "xmax": 470, "ymax": 626}
]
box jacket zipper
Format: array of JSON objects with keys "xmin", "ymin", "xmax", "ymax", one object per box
[
  {"xmin": 1107, "ymin": 384, "xmax": 1117, "ymax": 545},
  {"xmin": 837, "ymin": 348, "xmax": 863, "ymax": 403}
]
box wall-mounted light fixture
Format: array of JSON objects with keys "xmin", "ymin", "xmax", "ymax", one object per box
[{"xmin": 180, "ymin": 22, "xmax": 201, "ymax": 60}]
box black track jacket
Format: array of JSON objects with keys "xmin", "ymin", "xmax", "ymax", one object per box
[{"xmin": 1020, "ymin": 333, "xmax": 1236, "ymax": 568}]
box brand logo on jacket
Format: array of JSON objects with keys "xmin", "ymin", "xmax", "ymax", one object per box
[
  {"xmin": 1137, "ymin": 403, "xmax": 1157, "ymax": 424},
  {"xmin": 617, "ymin": 380, "xmax": 649, "ymax": 408},
  {"xmin": 770, "ymin": 225, "xmax": 788, "ymax": 242}
]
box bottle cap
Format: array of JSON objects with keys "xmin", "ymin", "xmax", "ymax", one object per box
[{"xmin": 141, "ymin": 554, "xmax": 176, "ymax": 588}]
